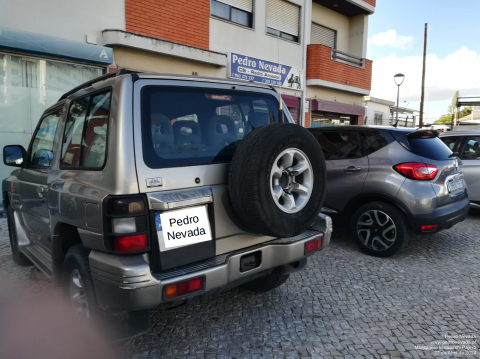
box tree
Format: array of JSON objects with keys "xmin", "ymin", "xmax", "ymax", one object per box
[
  {"xmin": 435, "ymin": 114, "xmax": 452, "ymax": 123},
  {"xmin": 458, "ymin": 106, "xmax": 473, "ymax": 119},
  {"xmin": 447, "ymin": 90, "xmax": 459, "ymax": 114}
]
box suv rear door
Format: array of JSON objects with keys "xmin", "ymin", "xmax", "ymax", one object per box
[
  {"xmin": 458, "ymin": 136, "xmax": 480, "ymax": 202},
  {"xmin": 315, "ymin": 130, "xmax": 368, "ymax": 213}
]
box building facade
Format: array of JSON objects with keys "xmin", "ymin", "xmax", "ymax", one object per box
[
  {"xmin": 364, "ymin": 96, "xmax": 395, "ymax": 126},
  {"xmin": 0, "ymin": 0, "xmax": 375, "ymax": 181}
]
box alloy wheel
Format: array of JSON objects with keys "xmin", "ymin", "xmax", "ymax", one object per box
[
  {"xmin": 270, "ymin": 148, "xmax": 313, "ymax": 213},
  {"xmin": 70, "ymin": 269, "xmax": 89, "ymax": 319},
  {"xmin": 357, "ymin": 210, "xmax": 397, "ymax": 251}
]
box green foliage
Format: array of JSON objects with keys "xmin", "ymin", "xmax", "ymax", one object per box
[
  {"xmin": 448, "ymin": 91, "xmax": 459, "ymax": 114},
  {"xmin": 435, "ymin": 115, "xmax": 452, "ymax": 123},
  {"xmin": 435, "ymin": 107, "xmax": 472, "ymax": 123}
]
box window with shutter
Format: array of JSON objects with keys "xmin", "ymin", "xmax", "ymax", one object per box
[
  {"xmin": 266, "ymin": 0, "xmax": 300, "ymax": 43},
  {"xmin": 311, "ymin": 23, "xmax": 336, "ymax": 49},
  {"xmin": 211, "ymin": 0, "xmax": 253, "ymax": 28}
]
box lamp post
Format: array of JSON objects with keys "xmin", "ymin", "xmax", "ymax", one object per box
[{"xmin": 394, "ymin": 73, "xmax": 405, "ymax": 125}]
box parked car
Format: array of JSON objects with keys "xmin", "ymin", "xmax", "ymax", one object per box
[
  {"xmin": 308, "ymin": 125, "xmax": 469, "ymax": 257},
  {"xmin": 440, "ymin": 131, "xmax": 480, "ymax": 205},
  {"xmin": 2, "ymin": 69, "xmax": 332, "ymax": 337}
]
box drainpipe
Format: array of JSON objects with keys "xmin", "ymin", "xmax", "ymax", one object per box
[{"xmin": 300, "ymin": 0, "xmax": 310, "ymax": 127}]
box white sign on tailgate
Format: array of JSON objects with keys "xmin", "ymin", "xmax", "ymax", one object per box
[{"xmin": 155, "ymin": 206, "xmax": 212, "ymax": 251}]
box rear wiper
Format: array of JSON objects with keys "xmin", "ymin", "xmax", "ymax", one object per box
[{"xmin": 449, "ymin": 152, "xmax": 459, "ymax": 158}]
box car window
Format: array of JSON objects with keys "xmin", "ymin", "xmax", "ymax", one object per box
[
  {"xmin": 315, "ymin": 132, "xmax": 363, "ymax": 160},
  {"xmin": 461, "ymin": 137, "xmax": 480, "ymax": 160},
  {"xmin": 440, "ymin": 136, "xmax": 461, "ymax": 151},
  {"xmin": 30, "ymin": 111, "xmax": 61, "ymax": 167},
  {"xmin": 408, "ymin": 137, "xmax": 452, "ymax": 160},
  {"xmin": 142, "ymin": 87, "xmax": 280, "ymax": 168},
  {"xmin": 61, "ymin": 91, "xmax": 110, "ymax": 168},
  {"xmin": 361, "ymin": 130, "xmax": 393, "ymax": 155}
]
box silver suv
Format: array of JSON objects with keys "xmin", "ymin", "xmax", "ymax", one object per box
[
  {"xmin": 2, "ymin": 70, "xmax": 331, "ymax": 337},
  {"xmin": 308, "ymin": 126, "xmax": 470, "ymax": 257}
]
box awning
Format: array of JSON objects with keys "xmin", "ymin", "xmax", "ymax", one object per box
[
  {"xmin": 311, "ymin": 99, "xmax": 365, "ymax": 116},
  {"xmin": 282, "ymin": 94, "xmax": 300, "ymax": 108},
  {"xmin": 0, "ymin": 27, "xmax": 113, "ymax": 65}
]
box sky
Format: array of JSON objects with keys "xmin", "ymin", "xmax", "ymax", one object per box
[{"xmin": 367, "ymin": 0, "xmax": 480, "ymax": 124}]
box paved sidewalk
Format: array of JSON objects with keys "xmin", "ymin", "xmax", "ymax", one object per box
[{"xmin": 1, "ymin": 208, "xmax": 479, "ymax": 359}]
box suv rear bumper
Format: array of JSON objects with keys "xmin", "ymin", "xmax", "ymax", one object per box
[
  {"xmin": 409, "ymin": 196, "xmax": 470, "ymax": 234},
  {"xmin": 89, "ymin": 215, "xmax": 332, "ymax": 312}
]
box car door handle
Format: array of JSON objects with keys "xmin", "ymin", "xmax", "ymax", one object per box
[
  {"xmin": 343, "ymin": 166, "xmax": 362, "ymax": 173},
  {"xmin": 37, "ymin": 186, "xmax": 45, "ymax": 197}
]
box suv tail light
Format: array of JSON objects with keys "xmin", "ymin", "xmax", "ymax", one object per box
[
  {"xmin": 105, "ymin": 196, "xmax": 149, "ymax": 253},
  {"xmin": 394, "ymin": 162, "xmax": 438, "ymax": 180}
]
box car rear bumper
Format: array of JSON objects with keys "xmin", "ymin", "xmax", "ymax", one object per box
[
  {"xmin": 89, "ymin": 214, "xmax": 332, "ymax": 312},
  {"xmin": 409, "ymin": 196, "xmax": 470, "ymax": 234}
]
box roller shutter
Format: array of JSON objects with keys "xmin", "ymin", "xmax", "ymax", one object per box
[
  {"xmin": 311, "ymin": 23, "xmax": 336, "ymax": 48},
  {"xmin": 217, "ymin": 0, "xmax": 253, "ymax": 12},
  {"xmin": 267, "ymin": 0, "xmax": 300, "ymax": 37}
]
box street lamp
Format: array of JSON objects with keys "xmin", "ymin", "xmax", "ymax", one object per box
[{"xmin": 394, "ymin": 73, "xmax": 405, "ymax": 126}]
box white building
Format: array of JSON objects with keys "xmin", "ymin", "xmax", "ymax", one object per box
[{"xmin": 364, "ymin": 96, "xmax": 395, "ymax": 126}]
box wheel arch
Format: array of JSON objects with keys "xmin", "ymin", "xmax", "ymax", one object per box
[{"xmin": 52, "ymin": 222, "xmax": 83, "ymax": 284}]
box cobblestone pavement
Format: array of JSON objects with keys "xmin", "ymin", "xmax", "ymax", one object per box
[{"xmin": 1, "ymin": 207, "xmax": 479, "ymax": 359}]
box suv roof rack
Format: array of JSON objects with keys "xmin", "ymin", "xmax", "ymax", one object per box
[{"xmin": 58, "ymin": 68, "xmax": 134, "ymax": 101}]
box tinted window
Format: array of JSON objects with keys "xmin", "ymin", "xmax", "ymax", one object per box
[
  {"xmin": 315, "ymin": 132, "xmax": 363, "ymax": 160},
  {"xmin": 30, "ymin": 111, "xmax": 61, "ymax": 167},
  {"xmin": 440, "ymin": 136, "xmax": 461, "ymax": 152},
  {"xmin": 361, "ymin": 130, "xmax": 392, "ymax": 155},
  {"xmin": 461, "ymin": 137, "xmax": 480, "ymax": 160},
  {"xmin": 61, "ymin": 91, "xmax": 110, "ymax": 168},
  {"xmin": 408, "ymin": 137, "xmax": 452, "ymax": 160},
  {"xmin": 142, "ymin": 87, "xmax": 280, "ymax": 168}
]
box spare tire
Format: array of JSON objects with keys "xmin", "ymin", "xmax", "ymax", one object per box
[{"xmin": 229, "ymin": 123, "xmax": 326, "ymax": 238}]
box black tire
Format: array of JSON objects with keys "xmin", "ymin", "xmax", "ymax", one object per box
[
  {"xmin": 242, "ymin": 268, "xmax": 289, "ymax": 292},
  {"xmin": 6, "ymin": 207, "xmax": 31, "ymax": 266},
  {"xmin": 229, "ymin": 123, "xmax": 326, "ymax": 238},
  {"xmin": 62, "ymin": 244, "xmax": 99, "ymax": 321},
  {"xmin": 351, "ymin": 202, "xmax": 409, "ymax": 257}
]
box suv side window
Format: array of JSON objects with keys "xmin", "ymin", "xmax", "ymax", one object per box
[
  {"xmin": 316, "ymin": 132, "xmax": 363, "ymax": 160},
  {"xmin": 361, "ymin": 130, "xmax": 393, "ymax": 155},
  {"xmin": 440, "ymin": 136, "xmax": 461, "ymax": 152},
  {"xmin": 29, "ymin": 110, "xmax": 61, "ymax": 167},
  {"xmin": 61, "ymin": 91, "xmax": 111, "ymax": 168},
  {"xmin": 461, "ymin": 137, "xmax": 480, "ymax": 160}
]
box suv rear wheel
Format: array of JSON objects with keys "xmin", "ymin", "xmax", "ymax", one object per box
[{"xmin": 351, "ymin": 202, "xmax": 408, "ymax": 257}]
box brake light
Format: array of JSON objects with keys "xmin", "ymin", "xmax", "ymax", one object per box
[
  {"xmin": 394, "ymin": 162, "xmax": 438, "ymax": 180},
  {"xmin": 113, "ymin": 234, "xmax": 148, "ymax": 252},
  {"xmin": 165, "ymin": 277, "xmax": 204, "ymax": 299},
  {"xmin": 421, "ymin": 224, "xmax": 438, "ymax": 232},
  {"xmin": 305, "ymin": 237, "xmax": 322, "ymax": 254}
]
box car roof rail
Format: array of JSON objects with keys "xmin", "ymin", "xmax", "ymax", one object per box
[{"xmin": 58, "ymin": 68, "xmax": 133, "ymax": 101}]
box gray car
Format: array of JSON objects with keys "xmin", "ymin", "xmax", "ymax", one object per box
[
  {"xmin": 2, "ymin": 69, "xmax": 331, "ymax": 337},
  {"xmin": 308, "ymin": 126, "xmax": 470, "ymax": 257},
  {"xmin": 440, "ymin": 131, "xmax": 480, "ymax": 205}
]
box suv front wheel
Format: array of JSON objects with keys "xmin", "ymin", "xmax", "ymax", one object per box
[{"xmin": 351, "ymin": 202, "xmax": 408, "ymax": 257}]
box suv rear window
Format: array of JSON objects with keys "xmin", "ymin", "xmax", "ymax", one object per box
[
  {"xmin": 141, "ymin": 87, "xmax": 280, "ymax": 168},
  {"xmin": 408, "ymin": 137, "xmax": 453, "ymax": 160}
]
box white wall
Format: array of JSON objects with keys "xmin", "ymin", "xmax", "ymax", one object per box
[
  {"xmin": 311, "ymin": 3, "xmax": 349, "ymax": 53},
  {"xmin": 0, "ymin": 0, "xmax": 125, "ymax": 44},
  {"xmin": 210, "ymin": 0, "xmax": 305, "ymax": 77},
  {"xmin": 365, "ymin": 101, "xmax": 391, "ymax": 126},
  {"xmin": 348, "ymin": 14, "xmax": 368, "ymax": 58}
]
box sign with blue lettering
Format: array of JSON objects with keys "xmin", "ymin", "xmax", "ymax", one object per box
[
  {"xmin": 229, "ymin": 52, "xmax": 302, "ymax": 90},
  {"xmin": 0, "ymin": 27, "xmax": 113, "ymax": 65}
]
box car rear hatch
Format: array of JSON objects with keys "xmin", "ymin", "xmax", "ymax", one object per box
[
  {"xmin": 394, "ymin": 130, "xmax": 466, "ymax": 206},
  {"xmin": 131, "ymin": 78, "xmax": 290, "ymax": 271}
]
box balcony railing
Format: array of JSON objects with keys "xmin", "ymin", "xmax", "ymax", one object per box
[{"xmin": 331, "ymin": 49, "xmax": 364, "ymax": 68}]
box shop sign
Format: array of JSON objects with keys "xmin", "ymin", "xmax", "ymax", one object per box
[{"xmin": 229, "ymin": 52, "xmax": 302, "ymax": 90}]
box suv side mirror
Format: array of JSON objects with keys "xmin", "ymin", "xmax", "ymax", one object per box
[{"xmin": 4, "ymin": 145, "xmax": 26, "ymax": 167}]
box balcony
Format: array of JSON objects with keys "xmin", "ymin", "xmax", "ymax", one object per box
[
  {"xmin": 306, "ymin": 44, "xmax": 372, "ymax": 95},
  {"xmin": 313, "ymin": 0, "xmax": 375, "ymax": 16}
]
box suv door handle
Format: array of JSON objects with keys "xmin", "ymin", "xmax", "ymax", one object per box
[
  {"xmin": 343, "ymin": 166, "xmax": 362, "ymax": 173},
  {"xmin": 37, "ymin": 186, "xmax": 45, "ymax": 197}
]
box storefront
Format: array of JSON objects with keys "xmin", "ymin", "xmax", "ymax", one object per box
[
  {"xmin": 0, "ymin": 27, "xmax": 113, "ymax": 181},
  {"xmin": 309, "ymin": 98, "xmax": 365, "ymax": 127}
]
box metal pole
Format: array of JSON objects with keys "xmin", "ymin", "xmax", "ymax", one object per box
[
  {"xmin": 419, "ymin": 23, "xmax": 428, "ymax": 128},
  {"xmin": 396, "ymin": 84, "xmax": 400, "ymax": 124}
]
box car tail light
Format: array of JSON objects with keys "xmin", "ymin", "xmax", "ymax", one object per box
[
  {"xmin": 305, "ymin": 237, "xmax": 322, "ymax": 254},
  {"xmin": 114, "ymin": 234, "xmax": 148, "ymax": 252},
  {"xmin": 394, "ymin": 162, "xmax": 438, "ymax": 180},
  {"xmin": 421, "ymin": 224, "xmax": 438, "ymax": 232},
  {"xmin": 106, "ymin": 196, "xmax": 149, "ymax": 253},
  {"xmin": 165, "ymin": 277, "xmax": 204, "ymax": 299}
]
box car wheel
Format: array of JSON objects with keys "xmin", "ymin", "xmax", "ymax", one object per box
[
  {"xmin": 242, "ymin": 268, "xmax": 289, "ymax": 292},
  {"xmin": 6, "ymin": 207, "xmax": 31, "ymax": 266},
  {"xmin": 62, "ymin": 244, "xmax": 99, "ymax": 321},
  {"xmin": 351, "ymin": 202, "xmax": 408, "ymax": 257},
  {"xmin": 229, "ymin": 123, "xmax": 326, "ymax": 238}
]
